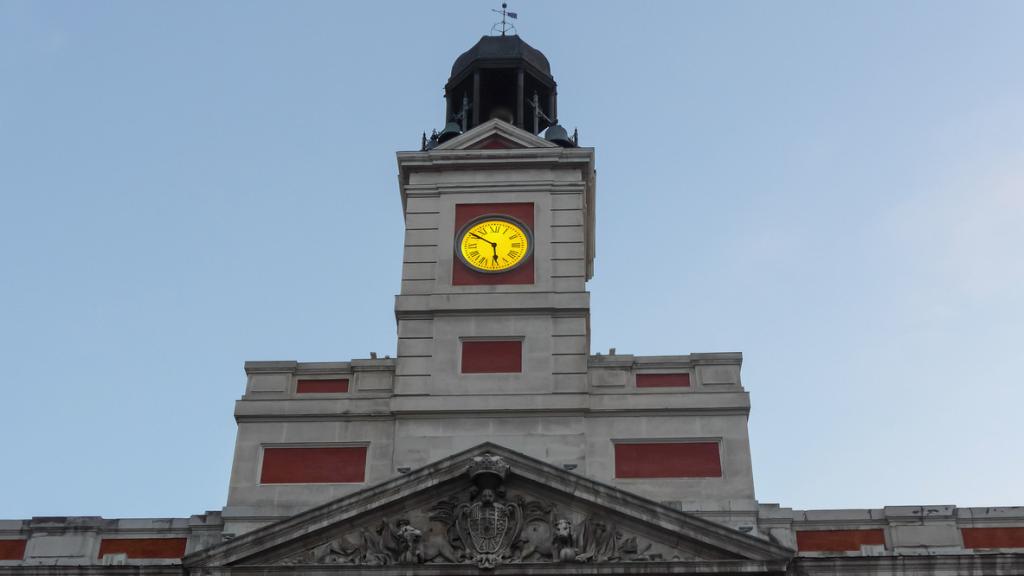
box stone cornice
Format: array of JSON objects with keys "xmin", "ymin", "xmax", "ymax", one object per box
[
  {"xmin": 231, "ymin": 391, "xmax": 751, "ymax": 420},
  {"xmin": 0, "ymin": 569, "xmax": 182, "ymax": 576},
  {"xmin": 589, "ymin": 353, "xmax": 743, "ymax": 370},
  {"xmin": 242, "ymin": 361, "xmax": 297, "ymax": 374},
  {"xmin": 233, "ymin": 397, "xmax": 394, "ymax": 421},
  {"xmin": 243, "ymin": 360, "xmax": 395, "ymax": 376},
  {"xmin": 189, "ymin": 560, "xmax": 789, "ymax": 576},
  {"xmin": 388, "ymin": 392, "xmax": 751, "ymax": 417},
  {"xmin": 400, "ymin": 148, "xmax": 593, "ymax": 168},
  {"xmin": 394, "ymin": 291, "xmax": 590, "ymax": 313},
  {"xmin": 394, "ymin": 307, "xmax": 590, "ymax": 320}
]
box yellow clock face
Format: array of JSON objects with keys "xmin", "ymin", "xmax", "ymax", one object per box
[{"xmin": 457, "ymin": 217, "xmax": 532, "ymax": 273}]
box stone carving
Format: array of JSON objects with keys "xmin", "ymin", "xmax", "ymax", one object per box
[
  {"xmin": 454, "ymin": 487, "xmax": 520, "ymax": 567},
  {"xmin": 452, "ymin": 453, "xmax": 522, "ymax": 567},
  {"xmin": 574, "ymin": 516, "xmax": 651, "ymax": 562},
  {"xmin": 467, "ymin": 452, "xmax": 511, "ymax": 479},
  {"xmin": 395, "ymin": 519, "xmax": 424, "ymax": 564},
  {"xmin": 280, "ymin": 518, "xmax": 425, "ymax": 566},
  {"xmin": 275, "ymin": 454, "xmax": 659, "ymax": 568},
  {"xmin": 508, "ymin": 499, "xmax": 556, "ymax": 561},
  {"xmin": 551, "ymin": 518, "xmax": 577, "ymax": 561},
  {"xmin": 422, "ymin": 500, "xmax": 466, "ymax": 563}
]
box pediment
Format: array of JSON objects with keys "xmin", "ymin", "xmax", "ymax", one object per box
[
  {"xmin": 184, "ymin": 444, "xmax": 792, "ymax": 574},
  {"xmin": 434, "ymin": 118, "xmax": 559, "ymax": 150}
]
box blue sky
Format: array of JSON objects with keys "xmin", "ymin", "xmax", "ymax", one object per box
[{"xmin": 1, "ymin": 1, "xmax": 1021, "ymax": 518}]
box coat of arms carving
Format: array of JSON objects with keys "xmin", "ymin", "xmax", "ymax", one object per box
[{"xmin": 450, "ymin": 454, "xmax": 523, "ymax": 567}]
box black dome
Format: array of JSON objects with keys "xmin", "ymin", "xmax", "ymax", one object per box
[
  {"xmin": 441, "ymin": 35, "xmax": 558, "ymax": 137},
  {"xmin": 450, "ymin": 35, "xmax": 551, "ymax": 82}
]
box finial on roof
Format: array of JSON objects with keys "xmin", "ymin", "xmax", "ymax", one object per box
[{"xmin": 491, "ymin": 2, "xmax": 518, "ymax": 36}]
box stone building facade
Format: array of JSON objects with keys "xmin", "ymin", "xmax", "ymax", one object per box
[{"xmin": 1, "ymin": 35, "xmax": 1022, "ymax": 576}]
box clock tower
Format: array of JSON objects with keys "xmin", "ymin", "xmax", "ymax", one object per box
[{"xmin": 393, "ymin": 34, "xmax": 597, "ymax": 468}]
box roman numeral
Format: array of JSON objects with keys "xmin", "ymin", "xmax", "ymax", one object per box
[
  {"xmin": 508, "ymin": 250, "xmax": 520, "ymax": 258},
  {"xmin": 511, "ymin": 242, "xmax": 521, "ymax": 248},
  {"xmin": 467, "ymin": 242, "xmax": 477, "ymax": 249},
  {"xmin": 469, "ymin": 250, "xmax": 480, "ymax": 258}
]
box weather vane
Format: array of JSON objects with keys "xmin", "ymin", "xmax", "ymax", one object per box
[{"xmin": 491, "ymin": 2, "xmax": 517, "ymax": 36}]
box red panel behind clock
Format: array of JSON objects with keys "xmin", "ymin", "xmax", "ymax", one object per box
[{"xmin": 453, "ymin": 202, "xmax": 535, "ymax": 285}]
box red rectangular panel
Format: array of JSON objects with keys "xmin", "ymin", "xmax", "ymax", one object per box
[
  {"xmin": 962, "ymin": 527, "xmax": 1024, "ymax": 548},
  {"xmin": 97, "ymin": 538, "xmax": 187, "ymax": 559},
  {"xmin": 453, "ymin": 203, "xmax": 534, "ymax": 285},
  {"xmin": 796, "ymin": 529, "xmax": 886, "ymax": 552},
  {"xmin": 0, "ymin": 540, "xmax": 26, "ymax": 560},
  {"xmin": 614, "ymin": 442, "xmax": 722, "ymax": 478},
  {"xmin": 296, "ymin": 378, "xmax": 349, "ymax": 393},
  {"xmin": 636, "ymin": 373, "xmax": 691, "ymax": 388},
  {"xmin": 461, "ymin": 340, "xmax": 522, "ymax": 373},
  {"xmin": 260, "ymin": 446, "xmax": 367, "ymax": 484}
]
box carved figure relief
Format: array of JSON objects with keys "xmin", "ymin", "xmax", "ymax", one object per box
[
  {"xmin": 574, "ymin": 517, "xmax": 652, "ymax": 562},
  {"xmin": 395, "ymin": 520, "xmax": 423, "ymax": 564},
  {"xmin": 508, "ymin": 500, "xmax": 556, "ymax": 561},
  {"xmin": 277, "ymin": 454, "xmax": 664, "ymax": 569},
  {"xmin": 551, "ymin": 518, "xmax": 577, "ymax": 561}
]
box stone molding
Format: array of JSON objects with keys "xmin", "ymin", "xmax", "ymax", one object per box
[
  {"xmin": 433, "ymin": 119, "xmax": 559, "ymax": 151},
  {"xmin": 0, "ymin": 568, "xmax": 181, "ymax": 576},
  {"xmin": 243, "ymin": 360, "xmax": 395, "ymax": 376},
  {"xmin": 793, "ymin": 553, "xmax": 1024, "ymax": 575},
  {"xmin": 398, "ymin": 149, "xmax": 594, "ymax": 180},
  {"xmin": 184, "ymin": 562, "xmax": 791, "ymax": 576}
]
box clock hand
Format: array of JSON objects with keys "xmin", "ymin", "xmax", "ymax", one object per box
[{"xmin": 470, "ymin": 231, "xmax": 496, "ymax": 247}]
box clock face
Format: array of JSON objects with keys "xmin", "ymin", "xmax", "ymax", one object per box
[{"xmin": 456, "ymin": 216, "xmax": 532, "ymax": 273}]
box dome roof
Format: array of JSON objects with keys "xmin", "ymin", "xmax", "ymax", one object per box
[{"xmin": 450, "ymin": 35, "xmax": 551, "ymax": 81}]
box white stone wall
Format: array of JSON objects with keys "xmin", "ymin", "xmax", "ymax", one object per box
[
  {"xmin": 219, "ymin": 352, "xmax": 759, "ymax": 533},
  {"xmin": 0, "ymin": 514, "xmax": 221, "ymax": 566},
  {"xmin": 758, "ymin": 504, "xmax": 1024, "ymax": 557}
]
